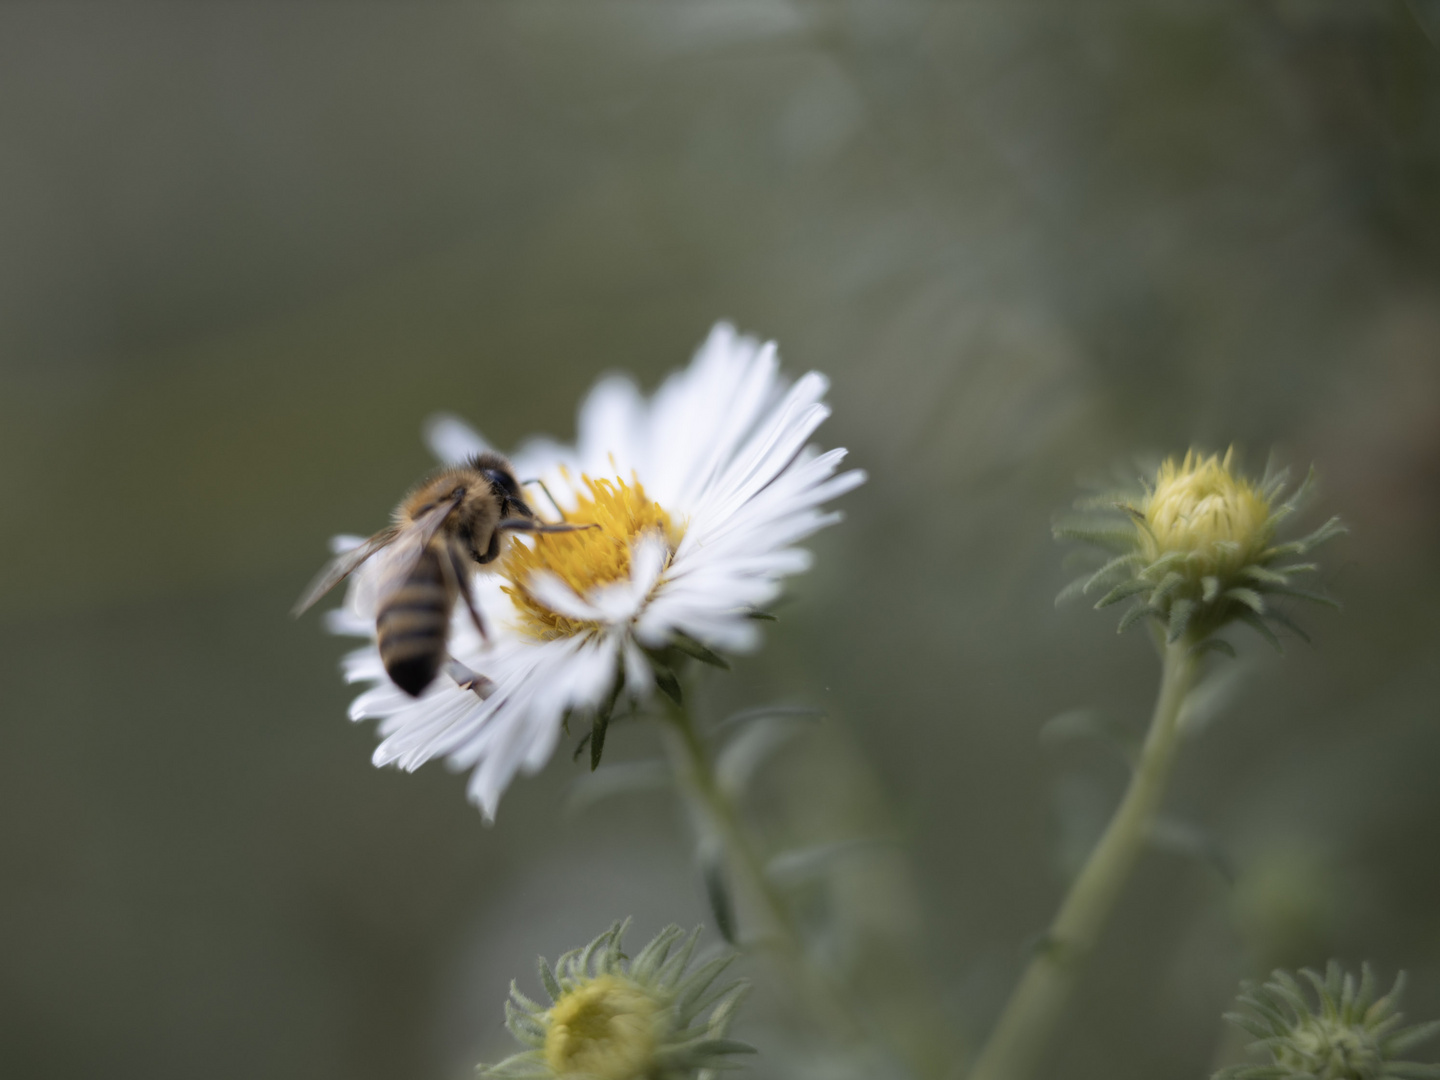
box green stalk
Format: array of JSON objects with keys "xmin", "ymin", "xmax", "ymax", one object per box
[
  {"xmin": 967, "ymin": 639, "xmax": 1200, "ymax": 1080},
  {"xmin": 659, "ymin": 700, "xmax": 860, "ymax": 1040}
]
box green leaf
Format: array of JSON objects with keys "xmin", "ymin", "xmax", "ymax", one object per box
[
  {"xmin": 716, "ymin": 716, "xmax": 810, "ymax": 796},
  {"xmin": 1038, "ymin": 708, "xmax": 1138, "ymax": 766},
  {"xmin": 565, "ymin": 761, "xmax": 672, "ymax": 812},
  {"xmin": 1192, "ymin": 637, "xmax": 1237, "ymax": 659},
  {"xmin": 764, "ymin": 837, "xmax": 897, "ymax": 887},
  {"xmin": 699, "ymin": 845, "xmax": 737, "ymax": 945},
  {"xmin": 571, "ymin": 732, "xmax": 592, "ymax": 763},
  {"xmin": 1179, "ymin": 660, "xmax": 1251, "ymax": 736},
  {"xmin": 671, "ymin": 631, "xmax": 731, "ymax": 670},
  {"xmin": 710, "ymin": 703, "xmax": 825, "ymax": 740},
  {"xmin": 1148, "ymin": 817, "xmax": 1234, "ymax": 882},
  {"xmin": 654, "ymin": 664, "xmax": 683, "ymax": 706}
]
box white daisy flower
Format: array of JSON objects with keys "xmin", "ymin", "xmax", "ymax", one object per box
[{"xmin": 328, "ymin": 322, "xmax": 865, "ymax": 820}]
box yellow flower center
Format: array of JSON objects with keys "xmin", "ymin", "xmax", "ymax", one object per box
[
  {"xmin": 543, "ymin": 974, "xmax": 664, "ymax": 1080},
  {"xmin": 1141, "ymin": 449, "xmax": 1272, "ymax": 576},
  {"xmin": 502, "ymin": 472, "xmax": 684, "ymax": 641}
]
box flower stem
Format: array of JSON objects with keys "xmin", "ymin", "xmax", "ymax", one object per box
[
  {"xmin": 967, "ymin": 638, "xmax": 1200, "ymax": 1080},
  {"xmin": 659, "ymin": 700, "xmax": 860, "ymax": 1040}
]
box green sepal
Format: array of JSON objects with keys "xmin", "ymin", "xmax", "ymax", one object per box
[
  {"xmin": 1237, "ymin": 610, "xmax": 1282, "ymax": 652},
  {"xmin": 1116, "ymin": 601, "xmax": 1154, "ymax": 634},
  {"xmin": 670, "ymin": 631, "xmax": 731, "ymax": 670},
  {"xmin": 1095, "ymin": 578, "xmax": 1150, "ymax": 609},
  {"xmin": 588, "ymin": 666, "xmax": 625, "ymax": 772},
  {"xmin": 1191, "ymin": 637, "xmax": 1237, "ymax": 659},
  {"xmin": 1052, "ymin": 522, "xmax": 1140, "ymax": 551},
  {"xmin": 1264, "ymin": 607, "xmax": 1312, "ymax": 644},
  {"xmin": 538, "ymin": 958, "xmax": 562, "ymax": 1003},
  {"xmin": 1263, "ymin": 583, "xmax": 1342, "ymax": 609},
  {"xmin": 1167, "ymin": 596, "xmax": 1196, "ymax": 643},
  {"xmin": 654, "ymin": 665, "xmax": 683, "ymax": 705},
  {"xmin": 1225, "ymin": 587, "xmax": 1266, "ymax": 615},
  {"xmin": 1387, "ymin": 1019, "xmax": 1440, "ymax": 1055},
  {"xmin": 590, "ymin": 713, "xmax": 609, "ymax": 772}
]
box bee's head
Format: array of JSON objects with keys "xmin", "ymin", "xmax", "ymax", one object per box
[{"xmin": 468, "ymin": 452, "xmax": 534, "ymax": 518}]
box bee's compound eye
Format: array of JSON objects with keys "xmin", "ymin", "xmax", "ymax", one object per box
[{"xmin": 451, "ymin": 487, "xmax": 465, "ymax": 499}]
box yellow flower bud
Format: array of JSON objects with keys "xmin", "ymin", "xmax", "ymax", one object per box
[
  {"xmin": 1141, "ymin": 448, "xmax": 1273, "ymax": 577},
  {"xmin": 1055, "ymin": 447, "xmax": 1344, "ymax": 649},
  {"xmin": 544, "ymin": 975, "xmax": 662, "ymax": 1080},
  {"xmin": 481, "ymin": 921, "xmax": 752, "ymax": 1080}
]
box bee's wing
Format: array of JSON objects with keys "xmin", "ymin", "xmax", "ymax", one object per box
[
  {"xmin": 292, "ymin": 526, "xmax": 402, "ymax": 617},
  {"xmin": 351, "ymin": 495, "xmax": 464, "ymax": 612},
  {"xmin": 294, "ymin": 495, "xmax": 463, "ymax": 618}
]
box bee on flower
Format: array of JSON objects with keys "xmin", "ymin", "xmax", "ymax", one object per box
[
  {"xmin": 479, "ymin": 920, "xmax": 752, "ymax": 1080},
  {"xmin": 321, "ymin": 323, "xmax": 865, "ymax": 818},
  {"xmin": 1055, "ymin": 448, "xmax": 1345, "ymax": 651}
]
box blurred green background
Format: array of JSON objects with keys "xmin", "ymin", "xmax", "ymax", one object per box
[{"xmin": 3, "ymin": 3, "xmax": 1440, "ymax": 1078}]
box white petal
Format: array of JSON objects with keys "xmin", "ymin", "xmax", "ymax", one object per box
[
  {"xmin": 526, "ymin": 571, "xmax": 605, "ymax": 621},
  {"xmin": 424, "ymin": 413, "xmax": 490, "ymax": 464}
]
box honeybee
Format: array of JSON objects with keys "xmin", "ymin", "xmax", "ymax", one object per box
[{"xmin": 294, "ymin": 451, "xmax": 588, "ymax": 697}]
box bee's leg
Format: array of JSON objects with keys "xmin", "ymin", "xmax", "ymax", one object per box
[
  {"xmin": 441, "ymin": 544, "xmax": 490, "ymax": 642},
  {"xmin": 496, "ymin": 518, "xmax": 597, "ymax": 535},
  {"xmin": 521, "ymin": 478, "xmax": 569, "ymax": 522},
  {"xmin": 444, "ymin": 657, "xmax": 495, "ymax": 700}
]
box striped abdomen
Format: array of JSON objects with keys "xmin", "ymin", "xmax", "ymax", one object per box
[{"xmin": 377, "ymin": 546, "xmax": 455, "ymax": 697}]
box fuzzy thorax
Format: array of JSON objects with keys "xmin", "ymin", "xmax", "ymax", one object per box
[
  {"xmin": 1140, "ymin": 449, "xmax": 1272, "ymax": 576},
  {"xmin": 501, "ymin": 473, "xmax": 685, "ymax": 641},
  {"xmin": 544, "ymin": 975, "xmax": 663, "ymax": 1079}
]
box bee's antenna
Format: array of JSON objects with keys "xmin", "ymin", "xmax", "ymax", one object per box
[{"xmin": 522, "ymin": 478, "xmax": 569, "ymax": 522}]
